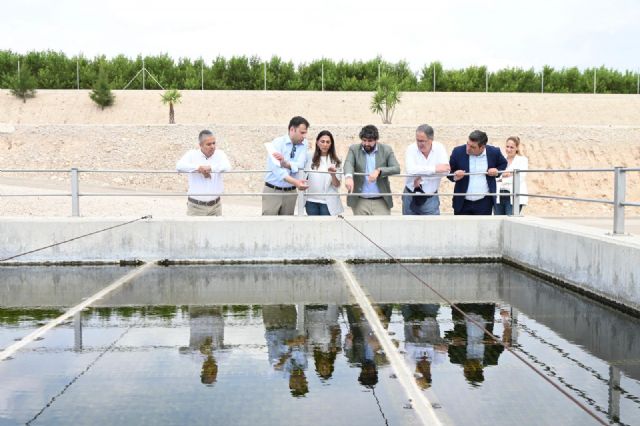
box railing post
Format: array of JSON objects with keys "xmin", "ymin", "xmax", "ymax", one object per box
[
  {"xmin": 296, "ymin": 190, "xmax": 305, "ymax": 216},
  {"xmin": 512, "ymin": 169, "xmax": 521, "ymax": 216},
  {"xmin": 613, "ymin": 167, "xmax": 626, "ymax": 234},
  {"xmin": 71, "ymin": 168, "xmax": 80, "ymax": 217}
]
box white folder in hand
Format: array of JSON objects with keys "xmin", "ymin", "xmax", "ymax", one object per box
[{"xmin": 264, "ymin": 142, "xmax": 281, "ymax": 168}]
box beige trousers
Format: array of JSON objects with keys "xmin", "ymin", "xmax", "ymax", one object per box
[
  {"xmin": 261, "ymin": 185, "xmax": 298, "ymax": 215},
  {"xmin": 351, "ymin": 198, "xmax": 391, "ymax": 216},
  {"xmin": 187, "ymin": 200, "xmax": 222, "ymax": 216}
]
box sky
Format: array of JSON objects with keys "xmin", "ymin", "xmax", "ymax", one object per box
[{"xmin": 3, "ymin": 0, "xmax": 639, "ymax": 72}]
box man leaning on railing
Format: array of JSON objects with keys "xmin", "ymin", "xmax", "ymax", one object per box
[
  {"xmin": 176, "ymin": 129, "xmax": 232, "ymax": 216},
  {"xmin": 262, "ymin": 116, "xmax": 310, "ymax": 216}
]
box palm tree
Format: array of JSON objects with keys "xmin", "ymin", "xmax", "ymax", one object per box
[
  {"xmin": 161, "ymin": 89, "xmax": 182, "ymax": 124},
  {"xmin": 370, "ymin": 75, "xmax": 401, "ymax": 124}
]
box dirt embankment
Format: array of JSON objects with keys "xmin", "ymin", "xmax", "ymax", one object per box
[{"xmin": 1, "ymin": 90, "xmax": 639, "ymax": 217}]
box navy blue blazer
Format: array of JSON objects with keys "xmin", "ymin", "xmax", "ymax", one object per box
[{"xmin": 447, "ymin": 145, "xmax": 508, "ymax": 214}]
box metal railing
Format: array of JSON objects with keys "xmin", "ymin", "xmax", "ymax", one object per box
[{"xmin": 1, "ymin": 167, "xmax": 638, "ymax": 234}]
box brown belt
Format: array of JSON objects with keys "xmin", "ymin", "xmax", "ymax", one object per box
[{"xmin": 188, "ymin": 197, "xmax": 220, "ymax": 206}]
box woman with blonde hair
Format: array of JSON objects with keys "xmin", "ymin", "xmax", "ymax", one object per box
[
  {"xmin": 495, "ymin": 136, "xmax": 528, "ymax": 215},
  {"xmin": 304, "ymin": 130, "xmax": 344, "ymax": 216}
]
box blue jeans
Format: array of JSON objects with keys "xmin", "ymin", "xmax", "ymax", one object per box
[
  {"xmin": 494, "ymin": 191, "xmax": 524, "ymax": 215},
  {"xmin": 305, "ymin": 201, "xmax": 331, "ymax": 216},
  {"xmin": 402, "ymin": 187, "xmax": 440, "ymax": 215}
]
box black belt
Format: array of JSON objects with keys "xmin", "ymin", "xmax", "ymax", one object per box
[
  {"xmin": 405, "ymin": 187, "xmax": 437, "ymax": 199},
  {"xmin": 188, "ymin": 197, "xmax": 220, "ymax": 206},
  {"xmin": 359, "ymin": 196, "xmax": 383, "ymax": 200},
  {"xmin": 265, "ymin": 182, "xmax": 296, "ymax": 192}
]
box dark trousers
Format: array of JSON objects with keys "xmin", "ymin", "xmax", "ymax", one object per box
[
  {"xmin": 456, "ymin": 196, "xmax": 493, "ymax": 215},
  {"xmin": 305, "ymin": 201, "xmax": 331, "ymax": 216}
]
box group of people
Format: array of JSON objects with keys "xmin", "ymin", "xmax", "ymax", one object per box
[{"xmin": 176, "ymin": 116, "xmax": 529, "ymax": 216}]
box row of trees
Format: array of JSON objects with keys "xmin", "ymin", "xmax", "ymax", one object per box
[{"xmin": 1, "ymin": 50, "xmax": 638, "ymax": 94}]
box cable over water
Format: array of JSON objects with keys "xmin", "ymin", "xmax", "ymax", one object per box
[
  {"xmin": 0, "ymin": 215, "xmax": 152, "ymax": 262},
  {"xmin": 337, "ymin": 214, "xmax": 608, "ymax": 426}
]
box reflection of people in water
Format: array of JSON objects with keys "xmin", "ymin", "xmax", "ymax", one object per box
[
  {"xmin": 263, "ymin": 304, "xmax": 309, "ymax": 397},
  {"xmin": 445, "ymin": 303, "xmax": 504, "ymax": 385},
  {"xmin": 344, "ymin": 305, "xmax": 391, "ymax": 388},
  {"xmin": 500, "ymin": 307, "xmax": 513, "ymax": 347},
  {"xmin": 179, "ymin": 306, "xmax": 225, "ymax": 386},
  {"xmin": 305, "ymin": 304, "xmax": 341, "ymax": 381},
  {"xmin": 402, "ymin": 304, "xmax": 448, "ymax": 389}
]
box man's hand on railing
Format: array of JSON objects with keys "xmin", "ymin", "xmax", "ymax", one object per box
[
  {"xmin": 368, "ymin": 168, "xmax": 381, "ymax": 183},
  {"xmin": 197, "ymin": 165, "xmax": 212, "ymax": 179},
  {"xmin": 453, "ymin": 170, "xmax": 465, "ymax": 181},
  {"xmin": 487, "ymin": 168, "xmax": 499, "ymax": 177}
]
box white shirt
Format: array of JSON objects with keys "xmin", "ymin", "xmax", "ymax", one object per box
[
  {"xmin": 404, "ymin": 141, "xmax": 448, "ymax": 194},
  {"xmin": 176, "ymin": 148, "xmax": 232, "ymax": 202},
  {"xmin": 304, "ymin": 155, "xmax": 344, "ymax": 215},
  {"xmin": 497, "ymin": 155, "xmax": 529, "ymax": 205},
  {"xmin": 466, "ymin": 149, "xmax": 489, "ymax": 201}
]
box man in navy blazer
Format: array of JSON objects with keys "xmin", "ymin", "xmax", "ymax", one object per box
[{"xmin": 448, "ymin": 130, "xmax": 507, "ymax": 215}]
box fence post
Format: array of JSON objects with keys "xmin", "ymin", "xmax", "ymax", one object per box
[
  {"xmin": 613, "ymin": 167, "xmax": 625, "ymax": 234},
  {"xmin": 296, "ymin": 191, "xmax": 305, "ymax": 216},
  {"xmin": 433, "ymin": 66, "xmax": 436, "ymax": 92},
  {"xmin": 485, "ymin": 69, "xmax": 489, "ymax": 92},
  {"xmin": 512, "ymin": 169, "xmax": 521, "ymax": 216},
  {"xmin": 71, "ymin": 168, "xmax": 80, "ymax": 217}
]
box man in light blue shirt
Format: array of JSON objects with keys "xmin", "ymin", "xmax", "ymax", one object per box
[{"xmin": 262, "ymin": 116, "xmax": 310, "ymax": 215}]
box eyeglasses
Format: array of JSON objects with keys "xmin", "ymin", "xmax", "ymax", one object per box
[{"xmin": 290, "ymin": 144, "xmax": 297, "ymax": 159}]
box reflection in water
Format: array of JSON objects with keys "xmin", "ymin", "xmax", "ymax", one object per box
[
  {"xmin": 401, "ymin": 304, "xmax": 448, "ymax": 389},
  {"xmin": 179, "ymin": 306, "xmax": 225, "ymax": 386},
  {"xmin": 445, "ymin": 303, "xmax": 505, "ymax": 386},
  {"xmin": 263, "ymin": 305, "xmax": 309, "ymax": 397},
  {"xmin": 306, "ymin": 305, "xmax": 341, "ymax": 381},
  {"xmin": 3, "ymin": 263, "xmax": 640, "ymax": 425},
  {"xmin": 344, "ymin": 305, "xmax": 390, "ymax": 389}
]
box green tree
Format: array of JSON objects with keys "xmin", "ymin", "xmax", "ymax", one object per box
[
  {"xmin": 161, "ymin": 89, "xmax": 182, "ymax": 124},
  {"xmin": 9, "ymin": 62, "xmax": 37, "ymax": 103},
  {"xmin": 370, "ymin": 75, "xmax": 401, "ymax": 124},
  {"xmin": 89, "ymin": 67, "xmax": 115, "ymax": 109}
]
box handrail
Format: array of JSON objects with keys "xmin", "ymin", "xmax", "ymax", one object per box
[{"xmin": 0, "ymin": 167, "xmax": 637, "ymax": 234}]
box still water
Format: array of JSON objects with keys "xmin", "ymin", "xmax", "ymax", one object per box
[{"xmin": 0, "ymin": 264, "xmax": 639, "ymax": 425}]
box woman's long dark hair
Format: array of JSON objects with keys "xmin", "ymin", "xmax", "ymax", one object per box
[{"xmin": 312, "ymin": 130, "xmax": 341, "ymax": 170}]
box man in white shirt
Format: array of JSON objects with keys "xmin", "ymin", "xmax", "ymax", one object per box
[
  {"xmin": 403, "ymin": 124, "xmax": 450, "ymax": 215},
  {"xmin": 176, "ymin": 129, "xmax": 232, "ymax": 216}
]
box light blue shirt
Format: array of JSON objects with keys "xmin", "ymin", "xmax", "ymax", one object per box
[
  {"xmin": 360, "ymin": 145, "xmax": 380, "ymax": 197},
  {"xmin": 466, "ymin": 149, "xmax": 489, "ymax": 201},
  {"xmin": 264, "ymin": 134, "xmax": 308, "ymax": 188}
]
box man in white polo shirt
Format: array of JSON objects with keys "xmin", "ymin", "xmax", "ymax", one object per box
[
  {"xmin": 403, "ymin": 124, "xmax": 450, "ymax": 215},
  {"xmin": 176, "ymin": 129, "xmax": 232, "ymax": 216}
]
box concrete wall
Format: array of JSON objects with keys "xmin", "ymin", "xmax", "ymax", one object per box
[
  {"xmin": 503, "ymin": 217, "xmax": 640, "ymax": 311},
  {"xmin": 1, "ymin": 215, "xmax": 639, "ymax": 310},
  {"xmin": 0, "ymin": 216, "xmax": 503, "ymax": 262}
]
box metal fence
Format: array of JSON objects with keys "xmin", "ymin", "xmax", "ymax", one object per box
[{"xmin": 0, "ymin": 167, "xmax": 638, "ymax": 235}]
